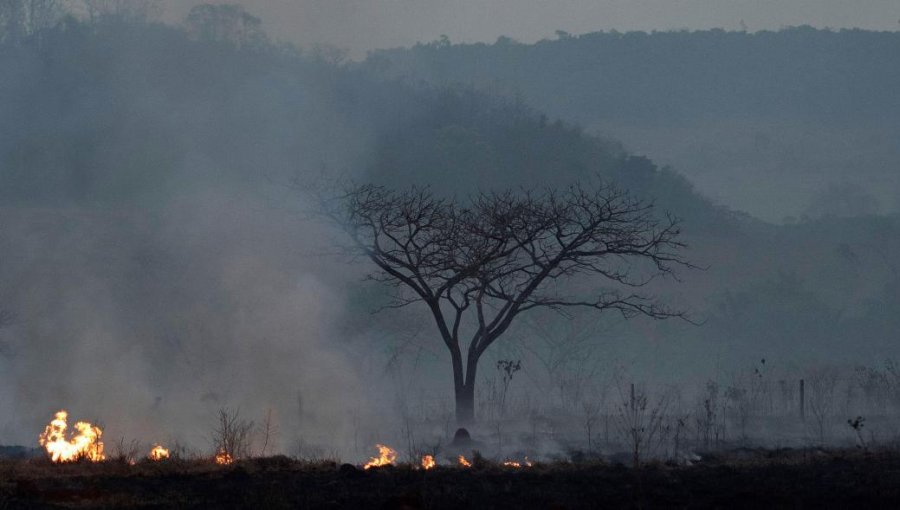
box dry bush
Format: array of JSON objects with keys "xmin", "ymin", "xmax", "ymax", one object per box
[
  {"xmin": 111, "ymin": 437, "xmax": 141, "ymax": 465},
  {"xmin": 581, "ymin": 399, "xmax": 601, "ymax": 454},
  {"xmin": 614, "ymin": 382, "xmax": 671, "ymax": 468},
  {"xmin": 256, "ymin": 408, "xmax": 279, "ymax": 458},
  {"xmin": 805, "ymin": 366, "xmax": 841, "ymax": 444},
  {"xmin": 212, "ymin": 407, "xmax": 254, "ymax": 461}
]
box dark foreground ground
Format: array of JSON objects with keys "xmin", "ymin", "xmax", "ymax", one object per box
[{"xmin": 2, "ymin": 449, "xmax": 900, "ymax": 509}]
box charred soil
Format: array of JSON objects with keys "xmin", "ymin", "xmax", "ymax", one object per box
[{"xmin": 2, "ymin": 449, "xmax": 899, "ymax": 509}]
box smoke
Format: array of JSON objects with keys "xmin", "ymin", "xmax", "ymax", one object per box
[
  {"xmin": 0, "ymin": 180, "xmax": 388, "ymax": 454},
  {"xmin": 0, "ymin": 14, "xmax": 388, "ymax": 451},
  {"xmin": 2, "ymin": 3, "xmax": 900, "ymax": 462}
]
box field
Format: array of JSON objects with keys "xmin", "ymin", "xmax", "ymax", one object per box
[{"xmin": 2, "ymin": 449, "xmax": 900, "ymax": 509}]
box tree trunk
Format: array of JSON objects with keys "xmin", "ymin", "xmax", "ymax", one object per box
[
  {"xmin": 449, "ymin": 339, "xmax": 479, "ymax": 425},
  {"xmin": 455, "ymin": 381, "xmax": 475, "ymax": 425},
  {"xmin": 456, "ymin": 347, "xmax": 481, "ymax": 425}
]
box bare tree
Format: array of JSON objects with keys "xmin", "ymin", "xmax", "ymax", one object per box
[
  {"xmin": 614, "ymin": 382, "xmax": 670, "ymax": 468},
  {"xmin": 496, "ymin": 359, "xmax": 521, "ymax": 419},
  {"xmin": 581, "ymin": 398, "xmax": 601, "ymax": 454},
  {"xmin": 695, "ymin": 380, "xmax": 723, "ymax": 448},
  {"xmin": 257, "ymin": 408, "xmax": 278, "ymax": 457},
  {"xmin": 805, "ymin": 366, "xmax": 841, "ymax": 444},
  {"xmin": 320, "ymin": 180, "xmax": 692, "ymax": 424},
  {"xmin": 212, "ymin": 407, "xmax": 254, "ymax": 461}
]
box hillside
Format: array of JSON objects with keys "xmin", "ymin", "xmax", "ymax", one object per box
[
  {"xmin": 369, "ymin": 28, "xmax": 900, "ymax": 220},
  {"xmin": 0, "ymin": 20, "xmax": 723, "ymax": 227}
]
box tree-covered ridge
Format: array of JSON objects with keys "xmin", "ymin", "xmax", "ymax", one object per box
[
  {"xmin": 367, "ymin": 87, "xmax": 729, "ymax": 230},
  {"xmin": 370, "ymin": 27, "xmax": 900, "ymax": 123},
  {"xmin": 368, "ymin": 27, "xmax": 900, "ymax": 220},
  {"xmin": 0, "ymin": 9, "xmax": 725, "ymax": 233}
]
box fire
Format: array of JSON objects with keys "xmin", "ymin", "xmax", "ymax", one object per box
[
  {"xmin": 38, "ymin": 410, "xmax": 105, "ymax": 463},
  {"xmin": 503, "ymin": 457, "xmax": 533, "ymax": 468},
  {"xmin": 363, "ymin": 444, "xmax": 397, "ymax": 470},
  {"xmin": 421, "ymin": 454, "xmax": 435, "ymax": 470},
  {"xmin": 457, "ymin": 455, "xmax": 471, "ymax": 468},
  {"xmin": 149, "ymin": 444, "xmax": 170, "ymax": 461},
  {"xmin": 215, "ymin": 449, "xmax": 233, "ymax": 465}
]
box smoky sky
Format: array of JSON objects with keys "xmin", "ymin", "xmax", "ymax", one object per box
[
  {"xmin": 164, "ymin": 0, "xmax": 900, "ymax": 57},
  {"xmin": 2, "ymin": 0, "xmax": 898, "ymax": 458}
]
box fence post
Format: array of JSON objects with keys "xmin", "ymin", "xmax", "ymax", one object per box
[{"xmin": 799, "ymin": 379, "xmax": 805, "ymax": 421}]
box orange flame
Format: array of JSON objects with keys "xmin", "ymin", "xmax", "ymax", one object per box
[
  {"xmin": 215, "ymin": 449, "xmax": 233, "ymax": 465},
  {"xmin": 502, "ymin": 460, "xmax": 522, "ymax": 468},
  {"xmin": 149, "ymin": 444, "xmax": 170, "ymax": 461},
  {"xmin": 38, "ymin": 410, "xmax": 105, "ymax": 463},
  {"xmin": 457, "ymin": 455, "xmax": 471, "ymax": 468},
  {"xmin": 421, "ymin": 454, "xmax": 436, "ymax": 470},
  {"xmin": 364, "ymin": 444, "xmax": 397, "ymax": 470}
]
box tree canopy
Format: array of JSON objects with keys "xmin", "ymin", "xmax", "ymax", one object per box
[{"xmin": 322, "ymin": 181, "xmax": 691, "ymax": 422}]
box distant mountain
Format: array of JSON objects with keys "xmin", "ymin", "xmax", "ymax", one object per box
[
  {"xmin": 368, "ymin": 27, "xmax": 900, "ymax": 220},
  {"xmin": 0, "ymin": 17, "xmax": 729, "ymax": 235}
]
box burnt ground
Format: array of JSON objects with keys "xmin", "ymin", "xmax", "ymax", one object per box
[{"xmin": 2, "ymin": 449, "xmax": 900, "ymax": 509}]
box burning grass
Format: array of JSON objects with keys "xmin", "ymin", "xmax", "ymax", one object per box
[
  {"xmin": 363, "ymin": 444, "xmax": 397, "ymax": 470},
  {"xmin": 214, "ymin": 450, "xmax": 234, "ymax": 466},
  {"xmin": 14, "ymin": 409, "xmax": 900, "ymax": 507},
  {"xmin": 148, "ymin": 445, "xmax": 170, "ymax": 462},
  {"xmin": 38, "ymin": 411, "xmax": 105, "ymax": 463}
]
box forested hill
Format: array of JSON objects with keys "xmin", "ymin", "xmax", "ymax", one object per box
[
  {"xmin": 0, "ymin": 14, "xmax": 726, "ymax": 231},
  {"xmin": 369, "ymin": 27, "xmax": 900, "ymax": 123},
  {"xmin": 367, "ymin": 28, "xmax": 900, "ymax": 220}
]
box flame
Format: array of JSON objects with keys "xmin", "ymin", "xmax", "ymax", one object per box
[
  {"xmin": 149, "ymin": 444, "xmax": 170, "ymax": 461},
  {"xmin": 457, "ymin": 455, "xmax": 471, "ymax": 468},
  {"xmin": 503, "ymin": 457, "xmax": 533, "ymax": 468},
  {"xmin": 421, "ymin": 454, "xmax": 435, "ymax": 470},
  {"xmin": 38, "ymin": 410, "xmax": 105, "ymax": 463},
  {"xmin": 215, "ymin": 449, "xmax": 233, "ymax": 465},
  {"xmin": 363, "ymin": 444, "xmax": 397, "ymax": 470}
]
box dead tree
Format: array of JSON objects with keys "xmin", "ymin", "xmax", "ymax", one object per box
[
  {"xmin": 320, "ymin": 180, "xmax": 692, "ymax": 424},
  {"xmin": 212, "ymin": 407, "xmax": 254, "ymax": 461}
]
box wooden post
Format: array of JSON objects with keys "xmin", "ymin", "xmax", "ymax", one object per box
[{"xmin": 799, "ymin": 379, "xmax": 805, "ymax": 421}]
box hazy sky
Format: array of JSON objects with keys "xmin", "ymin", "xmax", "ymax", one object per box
[{"xmin": 164, "ymin": 0, "xmax": 900, "ymax": 57}]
